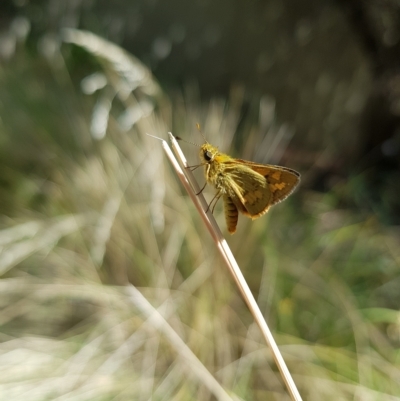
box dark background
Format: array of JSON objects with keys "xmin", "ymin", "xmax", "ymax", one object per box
[{"xmin": 1, "ymin": 0, "xmax": 399, "ymax": 222}]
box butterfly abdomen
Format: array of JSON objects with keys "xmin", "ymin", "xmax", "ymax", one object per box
[{"xmin": 223, "ymin": 195, "xmax": 238, "ymax": 234}]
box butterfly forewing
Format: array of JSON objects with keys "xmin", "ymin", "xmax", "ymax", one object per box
[{"xmin": 235, "ymin": 159, "xmax": 300, "ymax": 205}]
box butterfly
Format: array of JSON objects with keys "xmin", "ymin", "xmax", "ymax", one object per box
[{"xmin": 199, "ymin": 142, "xmax": 300, "ymax": 234}]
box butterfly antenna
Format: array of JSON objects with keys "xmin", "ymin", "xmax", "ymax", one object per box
[
  {"xmin": 173, "ymin": 124, "xmax": 208, "ymax": 146},
  {"xmin": 174, "ymin": 135, "xmax": 201, "ymax": 147},
  {"xmin": 196, "ymin": 123, "xmax": 209, "ymax": 144}
]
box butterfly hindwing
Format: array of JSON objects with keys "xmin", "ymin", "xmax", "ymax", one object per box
[{"xmin": 223, "ymin": 163, "xmax": 272, "ymax": 218}]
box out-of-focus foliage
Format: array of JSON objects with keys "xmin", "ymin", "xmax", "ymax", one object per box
[
  {"xmin": 0, "ymin": 3, "xmax": 400, "ymax": 400},
  {"xmin": 2, "ymin": 0, "xmax": 399, "ymax": 224}
]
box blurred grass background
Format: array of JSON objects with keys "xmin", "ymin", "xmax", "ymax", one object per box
[{"xmin": 0, "ymin": 1, "xmax": 400, "ymax": 400}]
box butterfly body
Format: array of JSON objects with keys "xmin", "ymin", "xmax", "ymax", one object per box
[{"xmin": 199, "ymin": 143, "xmax": 300, "ymax": 234}]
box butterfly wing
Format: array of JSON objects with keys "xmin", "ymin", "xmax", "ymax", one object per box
[
  {"xmin": 222, "ymin": 163, "xmax": 273, "ymax": 219},
  {"xmin": 235, "ymin": 159, "xmax": 300, "ymax": 206}
]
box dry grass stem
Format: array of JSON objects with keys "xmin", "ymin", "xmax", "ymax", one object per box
[{"xmin": 156, "ymin": 132, "xmax": 303, "ymax": 401}]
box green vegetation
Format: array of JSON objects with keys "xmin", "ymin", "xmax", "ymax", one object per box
[{"xmin": 0, "ymin": 31, "xmax": 399, "ymax": 401}]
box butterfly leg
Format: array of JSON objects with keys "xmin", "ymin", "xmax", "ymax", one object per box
[
  {"xmin": 196, "ymin": 181, "xmax": 207, "ymax": 195},
  {"xmin": 223, "ymin": 195, "xmax": 238, "ymax": 234},
  {"xmin": 211, "ymin": 193, "xmax": 222, "ymax": 214},
  {"xmin": 186, "ymin": 163, "xmax": 205, "ymax": 172},
  {"xmin": 205, "ymin": 190, "xmax": 222, "ymax": 213}
]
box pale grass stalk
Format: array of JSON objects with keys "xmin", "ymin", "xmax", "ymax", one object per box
[
  {"xmin": 0, "ymin": 214, "xmax": 92, "ymax": 276},
  {"xmin": 162, "ymin": 132, "xmax": 303, "ymax": 401},
  {"xmin": 90, "ymin": 196, "xmax": 122, "ymax": 267},
  {"xmin": 126, "ymin": 285, "xmax": 238, "ymax": 401}
]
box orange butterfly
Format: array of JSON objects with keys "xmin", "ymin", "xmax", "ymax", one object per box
[{"xmin": 199, "ymin": 142, "xmax": 300, "ymax": 234}]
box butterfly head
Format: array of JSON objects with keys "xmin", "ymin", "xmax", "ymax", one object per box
[{"xmin": 200, "ymin": 143, "xmax": 219, "ymax": 164}]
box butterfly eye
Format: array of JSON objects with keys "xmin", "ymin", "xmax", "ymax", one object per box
[{"xmin": 204, "ymin": 150, "xmax": 213, "ymax": 162}]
